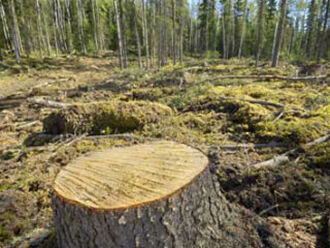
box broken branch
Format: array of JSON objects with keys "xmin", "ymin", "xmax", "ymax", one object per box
[
  {"xmin": 251, "ymin": 133, "xmax": 330, "ymax": 169},
  {"xmin": 210, "ymin": 74, "xmax": 328, "ymax": 82},
  {"xmin": 27, "ymin": 98, "xmax": 72, "ymax": 108}
]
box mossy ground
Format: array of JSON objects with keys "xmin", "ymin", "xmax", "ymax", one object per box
[{"xmin": 0, "ymin": 56, "xmax": 329, "ymax": 247}]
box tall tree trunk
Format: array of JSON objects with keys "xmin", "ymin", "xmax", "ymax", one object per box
[
  {"xmin": 222, "ymin": 12, "xmax": 226, "ymax": 59},
  {"xmin": 238, "ymin": 0, "xmax": 248, "ymax": 59},
  {"xmin": 230, "ymin": 0, "xmax": 235, "ymax": 56},
  {"xmin": 133, "ymin": 0, "xmax": 142, "ymax": 68},
  {"xmin": 317, "ymin": 0, "xmax": 329, "ymax": 63},
  {"xmin": 304, "ymin": 0, "xmax": 316, "ymax": 58},
  {"xmin": 205, "ymin": 0, "xmax": 209, "ymax": 54},
  {"xmin": 151, "ymin": 0, "xmax": 156, "ymax": 66},
  {"xmin": 288, "ymin": 22, "xmax": 294, "ymax": 57},
  {"xmin": 179, "ymin": 0, "xmax": 183, "ymax": 63},
  {"xmin": 76, "ymin": 0, "xmax": 87, "ymax": 54},
  {"xmin": 141, "ymin": 0, "xmax": 150, "ymax": 68},
  {"xmin": 163, "ymin": 0, "xmax": 167, "ymax": 65},
  {"xmin": 64, "ymin": 0, "xmax": 73, "ymax": 53},
  {"xmin": 42, "ymin": 1, "xmax": 52, "ymax": 56},
  {"xmin": 189, "ymin": 6, "xmax": 193, "ymax": 55},
  {"xmin": 96, "ymin": 1, "xmax": 104, "ymax": 51},
  {"xmin": 171, "ymin": 0, "xmax": 176, "ymax": 65},
  {"xmin": 36, "ymin": 0, "xmax": 45, "ymax": 57},
  {"xmin": 91, "ymin": 0, "xmax": 99, "ymax": 51},
  {"xmin": 0, "ymin": 0, "xmax": 12, "ymax": 50},
  {"xmin": 114, "ymin": 0, "xmax": 124, "ymax": 68},
  {"xmin": 256, "ymin": 0, "xmax": 265, "ymax": 66},
  {"xmin": 271, "ymin": 0, "xmax": 287, "ymax": 67},
  {"xmin": 57, "ymin": 0, "xmax": 67, "ymax": 52},
  {"xmin": 157, "ymin": 0, "xmax": 162, "ymax": 67},
  {"xmin": 271, "ymin": 15, "xmax": 279, "ymax": 62},
  {"xmin": 10, "ymin": 0, "xmax": 20, "ymax": 63},
  {"xmin": 119, "ymin": 0, "xmax": 127, "ymax": 67}
]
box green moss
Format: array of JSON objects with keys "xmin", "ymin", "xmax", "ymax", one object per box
[
  {"xmin": 305, "ymin": 141, "xmax": 330, "ymax": 169},
  {"xmin": 131, "ymin": 88, "xmax": 165, "ymax": 101},
  {"xmin": 256, "ymin": 105, "xmax": 330, "ymax": 145},
  {"xmin": 231, "ymin": 102, "xmax": 270, "ymax": 127},
  {"xmin": 43, "ymin": 100, "xmax": 173, "ymax": 135},
  {"xmin": 0, "ymin": 227, "xmax": 9, "ymax": 242}
]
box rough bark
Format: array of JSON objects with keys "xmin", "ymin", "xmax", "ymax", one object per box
[
  {"xmin": 317, "ymin": 0, "xmax": 329, "ymax": 63},
  {"xmin": 76, "ymin": 0, "xmax": 87, "ymax": 54},
  {"xmin": 114, "ymin": 0, "xmax": 124, "ymax": 68},
  {"xmin": 178, "ymin": 0, "xmax": 183, "ymax": 63},
  {"xmin": 10, "ymin": 0, "xmax": 20, "ymax": 63},
  {"xmin": 91, "ymin": 0, "xmax": 99, "ymax": 51},
  {"xmin": 141, "ymin": 0, "xmax": 150, "ymax": 68},
  {"xmin": 0, "ymin": 0, "xmax": 12, "ymax": 50},
  {"xmin": 256, "ymin": 0, "xmax": 265, "ymax": 67},
  {"xmin": 171, "ymin": 0, "xmax": 176, "ymax": 65},
  {"xmin": 133, "ymin": 0, "xmax": 142, "ymax": 68},
  {"xmin": 52, "ymin": 141, "xmax": 281, "ymax": 248},
  {"xmin": 238, "ymin": 0, "xmax": 248, "ymax": 59}
]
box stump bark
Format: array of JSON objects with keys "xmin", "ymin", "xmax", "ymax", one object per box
[{"xmin": 52, "ymin": 140, "xmax": 280, "ymax": 248}]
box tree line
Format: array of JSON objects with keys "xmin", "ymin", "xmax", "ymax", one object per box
[{"xmin": 0, "ymin": 0, "xmax": 329, "ymax": 68}]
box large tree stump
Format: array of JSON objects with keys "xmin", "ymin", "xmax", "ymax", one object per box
[{"xmin": 52, "ymin": 140, "xmax": 278, "ymax": 248}]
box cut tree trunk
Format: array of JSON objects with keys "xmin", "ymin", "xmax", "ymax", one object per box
[{"xmin": 52, "ymin": 140, "xmax": 282, "ymax": 248}]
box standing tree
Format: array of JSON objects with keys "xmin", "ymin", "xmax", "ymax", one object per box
[
  {"xmin": 114, "ymin": 0, "xmax": 125, "ymax": 68},
  {"xmin": 271, "ymin": 0, "xmax": 287, "ymax": 67},
  {"xmin": 256, "ymin": 0, "xmax": 265, "ymax": 66},
  {"xmin": 132, "ymin": 0, "xmax": 142, "ymax": 68},
  {"xmin": 141, "ymin": 0, "xmax": 149, "ymax": 68},
  {"xmin": 10, "ymin": 0, "xmax": 20, "ymax": 63},
  {"xmin": 238, "ymin": 0, "xmax": 248, "ymax": 59},
  {"xmin": 171, "ymin": 0, "xmax": 176, "ymax": 65}
]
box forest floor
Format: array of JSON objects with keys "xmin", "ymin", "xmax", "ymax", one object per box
[{"xmin": 0, "ymin": 55, "xmax": 329, "ymax": 248}]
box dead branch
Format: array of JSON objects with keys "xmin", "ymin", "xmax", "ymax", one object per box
[
  {"xmin": 27, "ymin": 98, "xmax": 72, "ymax": 108},
  {"xmin": 216, "ymin": 142, "xmax": 285, "ymax": 150},
  {"xmin": 16, "ymin": 121, "xmax": 40, "ymax": 131},
  {"xmin": 219, "ymin": 95, "xmax": 285, "ymax": 108},
  {"xmin": 85, "ymin": 134, "xmax": 155, "ymax": 142},
  {"xmin": 258, "ymin": 204, "xmax": 280, "ymax": 216},
  {"xmin": 209, "ymin": 74, "xmax": 328, "ymax": 82},
  {"xmin": 251, "ymin": 133, "xmax": 330, "ymax": 169}
]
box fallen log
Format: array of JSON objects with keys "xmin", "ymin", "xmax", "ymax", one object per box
[
  {"xmin": 52, "ymin": 140, "xmax": 282, "ymax": 248},
  {"xmin": 219, "ymin": 95, "xmax": 285, "ymax": 108},
  {"xmin": 251, "ymin": 133, "xmax": 330, "ymax": 169},
  {"xmin": 209, "ymin": 74, "xmax": 328, "ymax": 82},
  {"xmin": 27, "ymin": 98, "xmax": 72, "ymax": 108}
]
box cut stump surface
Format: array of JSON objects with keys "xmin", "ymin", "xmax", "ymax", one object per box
[{"xmin": 53, "ymin": 141, "xmax": 208, "ymax": 210}]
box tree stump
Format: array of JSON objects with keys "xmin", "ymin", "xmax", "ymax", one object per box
[{"xmin": 52, "ymin": 140, "xmax": 275, "ymax": 248}]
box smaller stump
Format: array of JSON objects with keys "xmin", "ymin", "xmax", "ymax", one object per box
[{"xmin": 53, "ymin": 141, "xmax": 266, "ymax": 248}]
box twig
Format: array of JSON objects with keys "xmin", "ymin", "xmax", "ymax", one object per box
[
  {"xmin": 272, "ymin": 111, "xmax": 285, "ymax": 122},
  {"xmin": 16, "ymin": 121, "xmax": 40, "ymax": 131},
  {"xmin": 51, "ymin": 134, "xmax": 87, "ymax": 157},
  {"xmin": 251, "ymin": 133, "xmax": 330, "ymax": 169},
  {"xmin": 258, "ymin": 204, "xmax": 280, "ymax": 216}
]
